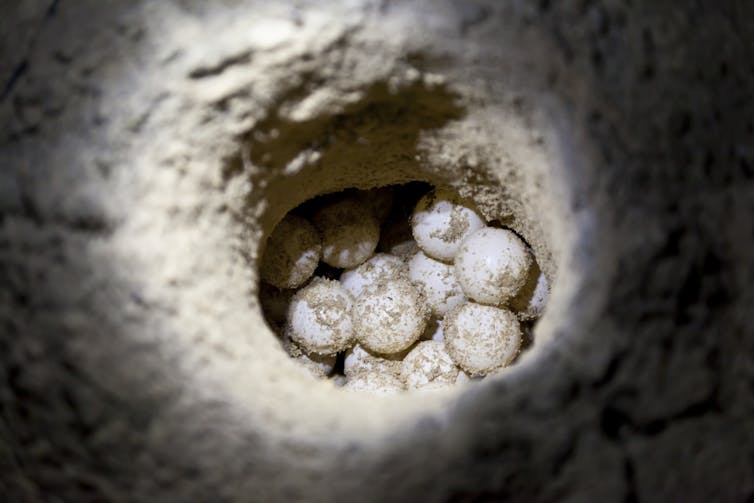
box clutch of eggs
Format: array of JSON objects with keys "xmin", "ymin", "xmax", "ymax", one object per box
[{"xmin": 259, "ymin": 184, "xmax": 548, "ymax": 394}]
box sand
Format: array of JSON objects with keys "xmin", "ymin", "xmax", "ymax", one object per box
[{"xmin": 1, "ymin": 1, "xmax": 751, "ymax": 501}]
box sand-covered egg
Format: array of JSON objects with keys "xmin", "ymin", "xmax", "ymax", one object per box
[
  {"xmin": 400, "ymin": 340, "xmax": 459, "ymax": 389},
  {"xmin": 454, "ymin": 227, "xmax": 532, "ymax": 306},
  {"xmin": 260, "ymin": 214, "xmax": 321, "ymax": 289},
  {"xmin": 313, "ymin": 198, "xmax": 380, "ymax": 268},
  {"xmin": 258, "ymin": 184, "xmax": 547, "ymax": 389},
  {"xmin": 343, "ymin": 371, "xmax": 405, "ymax": 395},
  {"xmin": 444, "ymin": 302, "xmax": 522, "ymax": 376},
  {"xmin": 353, "ymin": 277, "xmax": 430, "ymax": 354},
  {"xmin": 408, "ymin": 251, "xmax": 465, "ymax": 317},
  {"xmin": 287, "ymin": 278, "xmax": 354, "ymax": 355},
  {"xmin": 282, "ymin": 336, "xmax": 337, "ymax": 378},
  {"xmin": 343, "ymin": 343, "xmax": 405, "ymax": 378},
  {"xmin": 340, "ymin": 253, "xmax": 406, "ymax": 299},
  {"xmin": 411, "ymin": 188, "xmax": 485, "ymax": 262}
]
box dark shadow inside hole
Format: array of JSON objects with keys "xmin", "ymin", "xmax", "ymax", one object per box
[
  {"xmin": 223, "ymin": 79, "xmax": 466, "ymax": 239},
  {"xmin": 246, "ymin": 81, "xmax": 463, "ymax": 174}
]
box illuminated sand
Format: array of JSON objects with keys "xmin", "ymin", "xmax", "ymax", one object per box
[{"xmin": 1, "ymin": 1, "xmax": 752, "ymax": 501}]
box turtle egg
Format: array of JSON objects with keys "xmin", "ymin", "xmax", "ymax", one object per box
[
  {"xmin": 313, "ymin": 198, "xmax": 380, "ymax": 268},
  {"xmin": 352, "ymin": 277, "xmax": 430, "ymax": 354},
  {"xmin": 411, "ymin": 188, "xmax": 485, "ymax": 262},
  {"xmin": 343, "ymin": 371, "xmax": 405, "ymax": 395},
  {"xmin": 286, "ymin": 278, "xmax": 354, "ymax": 355},
  {"xmin": 454, "ymin": 227, "xmax": 532, "ymax": 306},
  {"xmin": 444, "ymin": 302, "xmax": 522, "ymax": 376},
  {"xmin": 400, "ymin": 340, "xmax": 459, "ymax": 390},
  {"xmin": 340, "ymin": 253, "xmax": 406, "ymax": 299},
  {"xmin": 282, "ymin": 336, "xmax": 337, "ymax": 378},
  {"xmin": 408, "ymin": 251, "xmax": 465, "ymax": 317},
  {"xmin": 343, "ymin": 343, "xmax": 404, "ymax": 378},
  {"xmin": 260, "ymin": 214, "xmax": 321, "ymax": 289}
]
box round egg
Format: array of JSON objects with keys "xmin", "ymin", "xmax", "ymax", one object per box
[
  {"xmin": 340, "ymin": 253, "xmax": 406, "ymax": 299},
  {"xmin": 260, "ymin": 214, "xmax": 321, "ymax": 289},
  {"xmin": 411, "ymin": 188, "xmax": 485, "ymax": 262},
  {"xmin": 282, "ymin": 336, "xmax": 337, "ymax": 378},
  {"xmin": 343, "ymin": 371, "xmax": 405, "ymax": 395},
  {"xmin": 352, "ymin": 277, "xmax": 430, "ymax": 354},
  {"xmin": 454, "ymin": 227, "xmax": 532, "ymax": 306},
  {"xmin": 343, "ymin": 343, "xmax": 405, "ymax": 378},
  {"xmin": 286, "ymin": 278, "xmax": 354, "ymax": 355},
  {"xmin": 400, "ymin": 340, "xmax": 459, "ymax": 390},
  {"xmin": 313, "ymin": 198, "xmax": 380, "ymax": 268},
  {"xmin": 408, "ymin": 251, "xmax": 466, "ymax": 317},
  {"xmin": 444, "ymin": 302, "xmax": 522, "ymax": 376}
]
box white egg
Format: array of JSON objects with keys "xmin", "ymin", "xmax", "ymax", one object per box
[
  {"xmin": 313, "ymin": 198, "xmax": 379, "ymax": 268},
  {"xmin": 343, "ymin": 371, "xmax": 405, "ymax": 395},
  {"xmin": 443, "ymin": 302, "xmax": 522, "ymax": 376},
  {"xmin": 287, "ymin": 278, "xmax": 354, "ymax": 355},
  {"xmin": 454, "ymin": 227, "xmax": 532, "ymax": 306},
  {"xmin": 400, "ymin": 340, "xmax": 459, "ymax": 390},
  {"xmin": 282, "ymin": 336, "xmax": 337, "ymax": 378},
  {"xmin": 260, "ymin": 214, "xmax": 321, "ymax": 289},
  {"xmin": 295, "ymin": 352, "xmax": 336, "ymax": 378},
  {"xmin": 408, "ymin": 251, "xmax": 465, "ymax": 317},
  {"xmin": 343, "ymin": 343, "xmax": 405, "ymax": 378},
  {"xmin": 411, "ymin": 188, "xmax": 485, "ymax": 262},
  {"xmin": 340, "ymin": 253, "xmax": 406, "ymax": 299},
  {"xmin": 352, "ymin": 277, "xmax": 430, "ymax": 354}
]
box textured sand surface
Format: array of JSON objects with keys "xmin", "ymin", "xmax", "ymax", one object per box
[{"xmin": 1, "ymin": 1, "xmax": 752, "ymax": 502}]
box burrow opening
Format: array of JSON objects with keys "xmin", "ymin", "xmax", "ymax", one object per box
[{"xmin": 233, "ymin": 74, "xmax": 561, "ymax": 397}]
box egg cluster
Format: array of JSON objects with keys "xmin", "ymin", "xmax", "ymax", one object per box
[{"xmin": 259, "ymin": 184, "xmax": 549, "ymax": 394}]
